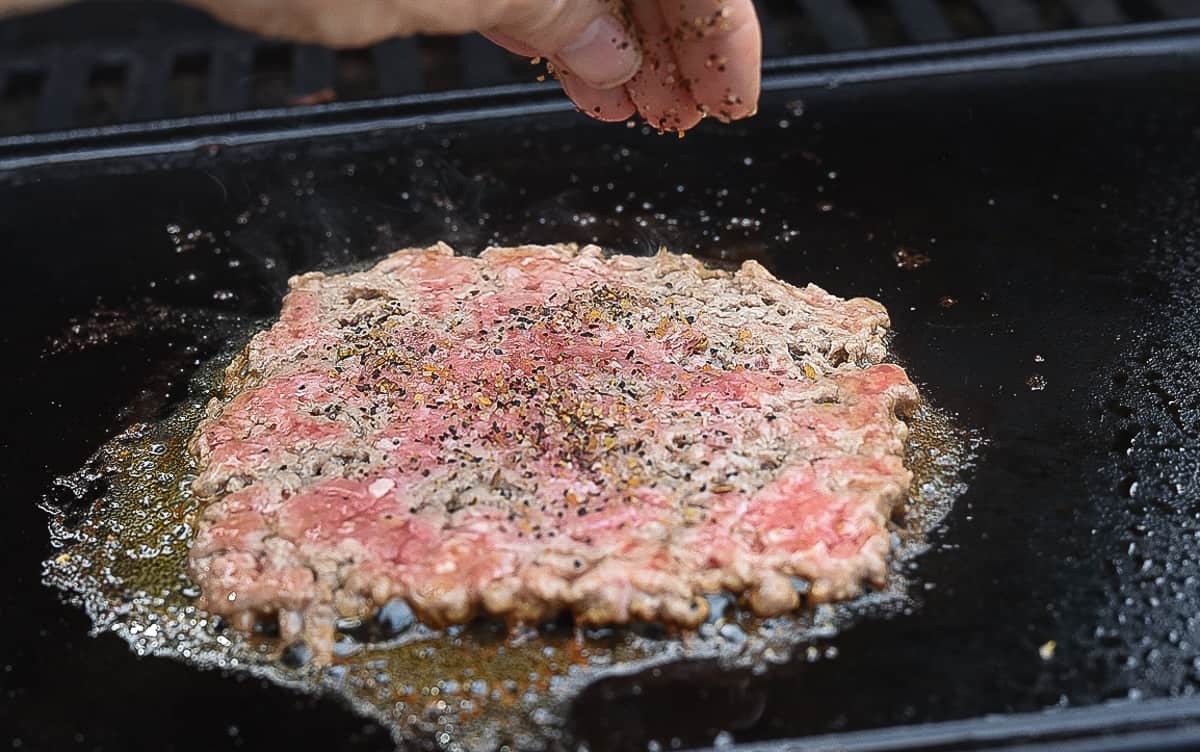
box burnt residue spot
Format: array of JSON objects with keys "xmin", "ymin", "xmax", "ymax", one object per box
[
  {"xmin": 46, "ymin": 302, "xmax": 176, "ymax": 355},
  {"xmin": 43, "ymin": 303, "xmax": 239, "ymax": 423}
]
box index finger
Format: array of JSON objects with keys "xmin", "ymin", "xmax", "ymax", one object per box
[{"xmin": 661, "ymin": 0, "xmax": 761, "ymax": 122}]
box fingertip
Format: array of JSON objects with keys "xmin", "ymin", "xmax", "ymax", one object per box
[
  {"xmin": 622, "ymin": 0, "xmax": 703, "ymax": 133},
  {"xmin": 559, "ymin": 73, "xmax": 638, "ymax": 122},
  {"xmin": 701, "ymin": 17, "xmax": 761, "ymax": 121},
  {"xmin": 662, "ymin": 0, "xmax": 761, "ymax": 123}
]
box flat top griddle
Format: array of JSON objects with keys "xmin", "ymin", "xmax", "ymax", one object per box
[{"xmin": 5, "ymin": 41, "xmax": 1200, "ymax": 752}]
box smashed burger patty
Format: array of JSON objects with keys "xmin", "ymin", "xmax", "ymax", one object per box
[{"xmin": 187, "ymin": 244, "xmax": 919, "ymax": 658}]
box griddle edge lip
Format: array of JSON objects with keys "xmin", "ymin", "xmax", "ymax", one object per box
[
  {"xmin": 3, "ymin": 18, "xmax": 1200, "ymax": 173},
  {"xmin": 711, "ymin": 696, "xmax": 1200, "ymax": 752}
]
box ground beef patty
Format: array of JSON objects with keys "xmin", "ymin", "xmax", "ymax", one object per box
[{"xmin": 187, "ymin": 243, "xmax": 919, "ymax": 658}]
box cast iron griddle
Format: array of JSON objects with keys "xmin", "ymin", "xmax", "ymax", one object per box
[{"xmin": 4, "ymin": 49, "xmax": 1200, "ymax": 751}]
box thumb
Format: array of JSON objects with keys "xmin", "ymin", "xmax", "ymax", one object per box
[{"xmin": 489, "ymin": 0, "xmax": 641, "ymax": 89}]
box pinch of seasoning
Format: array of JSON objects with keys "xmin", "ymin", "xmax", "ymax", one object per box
[
  {"xmin": 374, "ymin": 378, "xmax": 399, "ymax": 393},
  {"xmin": 893, "ymin": 246, "xmax": 931, "ymax": 270}
]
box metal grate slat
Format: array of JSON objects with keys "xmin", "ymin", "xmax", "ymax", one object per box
[
  {"xmin": 124, "ymin": 47, "xmax": 172, "ymax": 120},
  {"xmin": 458, "ymin": 34, "xmax": 515, "ymax": 88},
  {"xmin": 372, "ymin": 38, "xmax": 423, "ymax": 96},
  {"xmin": 291, "ymin": 44, "xmax": 336, "ymax": 98},
  {"xmin": 1061, "ymin": 0, "xmax": 1126, "ymax": 26},
  {"xmin": 972, "ymin": 0, "xmax": 1043, "ymax": 34},
  {"xmin": 207, "ymin": 41, "xmax": 251, "ymax": 112},
  {"xmin": 1151, "ymin": 0, "xmax": 1200, "ymax": 17},
  {"xmin": 797, "ymin": 0, "xmax": 872, "ymax": 50},
  {"xmin": 32, "ymin": 51, "xmax": 88, "ymax": 130},
  {"xmin": 888, "ymin": 0, "xmax": 956, "ymax": 42}
]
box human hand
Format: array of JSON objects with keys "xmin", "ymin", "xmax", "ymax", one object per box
[{"xmin": 180, "ymin": 0, "xmax": 761, "ymax": 131}]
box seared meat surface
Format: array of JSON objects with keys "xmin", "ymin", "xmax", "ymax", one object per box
[{"xmin": 187, "ymin": 244, "xmax": 918, "ymax": 657}]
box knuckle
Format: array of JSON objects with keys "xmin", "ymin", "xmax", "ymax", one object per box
[{"xmin": 498, "ymin": 0, "xmax": 566, "ymax": 33}]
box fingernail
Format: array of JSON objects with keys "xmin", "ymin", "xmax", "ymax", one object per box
[{"xmin": 556, "ymin": 15, "xmax": 640, "ymax": 89}]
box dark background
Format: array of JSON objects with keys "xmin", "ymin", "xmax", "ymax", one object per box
[{"xmin": 4, "ymin": 50, "xmax": 1200, "ymax": 751}]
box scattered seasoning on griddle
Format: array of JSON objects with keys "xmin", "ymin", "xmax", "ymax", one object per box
[{"xmin": 893, "ymin": 246, "xmax": 931, "ymax": 270}]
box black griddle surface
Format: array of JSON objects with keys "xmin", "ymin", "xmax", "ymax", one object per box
[{"xmin": 4, "ymin": 52, "xmax": 1200, "ymax": 751}]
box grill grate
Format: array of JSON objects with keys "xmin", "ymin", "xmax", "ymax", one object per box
[{"xmin": 1, "ymin": 0, "xmax": 1199, "ymax": 137}]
